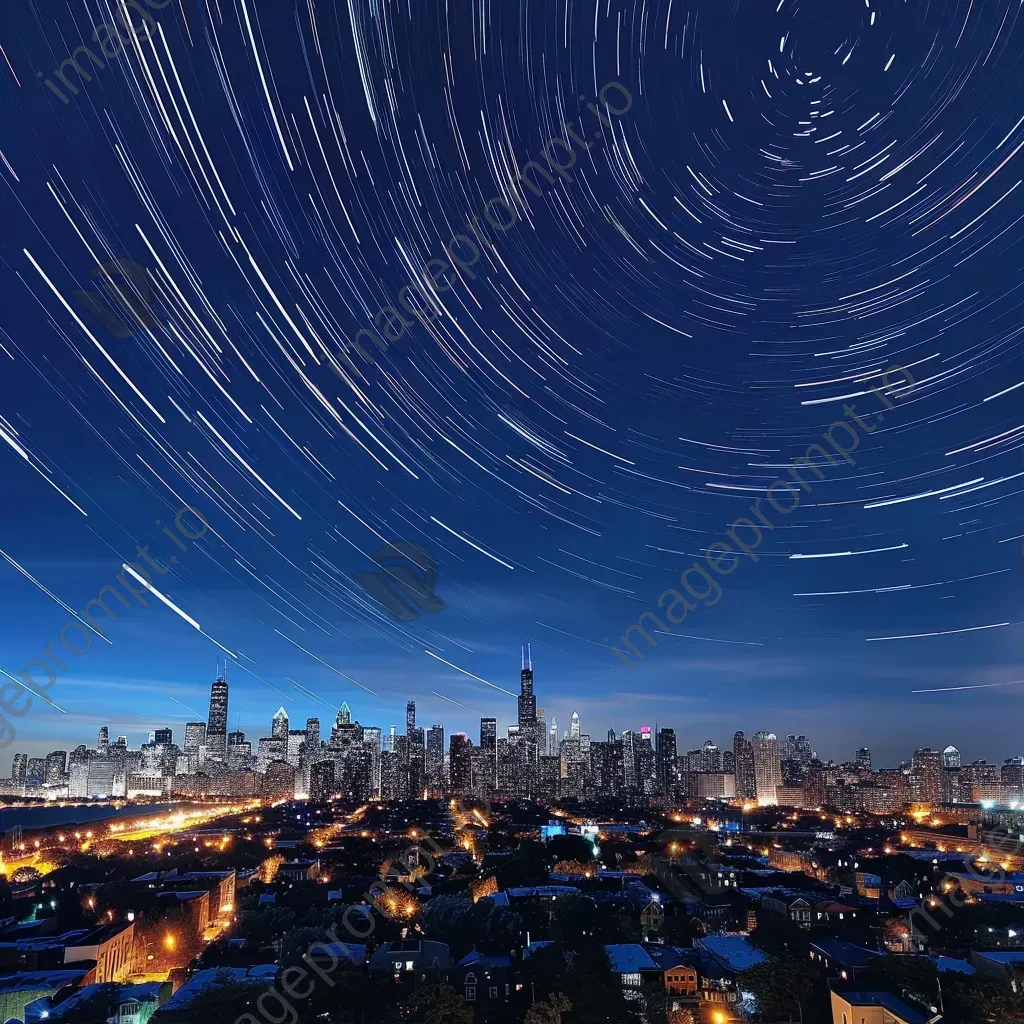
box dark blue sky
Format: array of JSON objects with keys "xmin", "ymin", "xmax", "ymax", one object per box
[{"xmin": 0, "ymin": 0, "xmax": 1020, "ymax": 766}]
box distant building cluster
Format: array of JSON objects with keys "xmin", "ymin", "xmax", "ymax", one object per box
[{"xmin": 2, "ymin": 653, "xmax": 1022, "ymax": 815}]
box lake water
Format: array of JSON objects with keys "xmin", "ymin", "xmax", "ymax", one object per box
[{"xmin": 0, "ymin": 802, "xmax": 181, "ymax": 833}]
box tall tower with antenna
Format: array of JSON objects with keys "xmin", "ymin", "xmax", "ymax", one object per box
[
  {"xmin": 206, "ymin": 664, "xmax": 229, "ymax": 757},
  {"xmin": 518, "ymin": 644, "xmax": 536, "ymax": 728}
]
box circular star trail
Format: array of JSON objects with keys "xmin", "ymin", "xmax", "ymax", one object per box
[{"xmin": 0, "ymin": 0, "xmax": 1020, "ymax": 758}]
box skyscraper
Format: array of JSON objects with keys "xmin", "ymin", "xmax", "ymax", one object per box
[
  {"xmin": 97, "ymin": 726, "xmax": 109, "ymax": 755},
  {"xmin": 426, "ymin": 725, "xmax": 445, "ymax": 792},
  {"xmin": 45, "ymin": 750, "xmax": 67, "ymax": 785},
  {"xmin": 272, "ymin": 707, "xmax": 289, "ymax": 740},
  {"xmin": 856, "ymin": 747, "xmax": 872, "ymax": 771},
  {"xmin": 480, "ymin": 718, "xmax": 497, "ymax": 751},
  {"xmin": 183, "ymin": 722, "xmax": 206, "ymax": 753},
  {"xmin": 12, "ymin": 754, "xmax": 26, "ymax": 788},
  {"xmin": 450, "ymin": 733, "xmax": 472, "ymax": 793},
  {"xmin": 942, "ymin": 745, "xmax": 961, "ymax": 768},
  {"xmin": 912, "ymin": 747, "xmax": 942, "ymax": 804},
  {"xmin": 306, "ymin": 718, "xmax": 320, "ymax": 749},
  {"xmin": 207, "ymin": 673, "xmax": 229, "ymax": 755},
  {"xmin": 406, "ymin": 701, "xmax": 416, "ymax": 734},
  {"xmin": 656, "ymin": 727, "xmax": 677, "ymax": 796},
  {"xmin": 517, "ymin": 645, "xmax": 536, "ymax": 728},
  {"xmin": 733, "ymin": 731, "xmax": 756, "ymax": 801},
  {"xmin": 570, "ymin": 711, "xmax": 581, "ymax": 740},
  {"xmin": 752, "ymin": 731, "xmax": 782, "ymax": 806},
  {"xmin": 310, "ymin": 761, "xmax": 335, "ymax": 802}
]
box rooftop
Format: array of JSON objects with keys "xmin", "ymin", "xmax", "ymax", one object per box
[
  {"xmin": 836, "ymin": 989, "xmax": 939, "ymax": 1024},
  {"xmin": 604, "ymin": 944, "xmax": 659, "ymax": 973},
  {"xmin": 0, "ymin": 969, "xmax": 89, "ymax": 994},
  {"xmin": 696, "ymin": 935, "xmax": 767, "ymax": 973},
  {"xmin": 66, "ymin": 920, "xmax": 133, "ymax": 947},
  {"xmin": 809, "ymin": 939, "xmax": 882, "ymax": 968},
  {"xmin": 973, "ymin": 950, "xmax": 1024, "ymax": 965}
]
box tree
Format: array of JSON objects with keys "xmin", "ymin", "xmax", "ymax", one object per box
[
  {"xmin": 550, "ymin": 894, "xmax": 598, "ymax": 944},
  {"xmin": 738, "ymin": 954, "xmax": 828, "ymax": 1022},
  {"xmin": 525, "ymin": 992, "xmax": 572, "ymax": 1024},
  {"xmin": 403, "ymin": 983, "xmax": 474, "ymax": 1024},
  {"xmin": 156, "ymin": 978, "xmax": 267, "ymax": 1022},
  {"xmin": 526, "ymin": 941, "xmax": 638, "ymax": 1024},
  {"xmin": 234, "ymin": 904, "xmax": 298, "ymax": 946}
]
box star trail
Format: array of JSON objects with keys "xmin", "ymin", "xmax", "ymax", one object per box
[{"xmin": 0, "ymin": 0, "xmax": 1020, "ymax": 764}]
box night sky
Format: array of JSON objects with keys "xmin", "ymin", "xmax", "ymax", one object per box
[{"xmin": 0, "ymin": 0, "xmax": 1020, "ymax": 767}]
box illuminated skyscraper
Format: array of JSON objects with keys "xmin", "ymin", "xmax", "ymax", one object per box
[
  {"xmin": 752, "ymin": 731, "xmax": 782, "ymax": 806},
  {"xmin": 518, "ymin": 645, "xmax": 536, "ymax": 728},
  {"xmin": 207, "ymin": 673, "xmax": 229, "ymax": 755},
  {"xmin": 656, "ymin": 727, "xmax": 676, "ymax": 796},
  {"xmin": 480, "ymin": 718, "xmax": 497, "ymax": 751},
  {"xmin": 570, "ymin": 711, "xmax": 581, "ymax": 740},
  {"xmin": 733, "ymin": 731, "xmax": 756, "ymax": 801},
  {"xmin": 450, "ymin": 733, "xmax": 472, "ymax": 793},
  {"xmin": 184, "ymin": 722, "xmax": 206, "ymax": 753},
  {"xmin": 306, "ymin": 718, "xmax": 320, "ymax": 749},
  {"xmin": 272, "ymin": 707, "xmax": 289, "ymax": 739},
  {"xmin": 426, "ymin": 725, "xmax": 445, "ymax": 792}
]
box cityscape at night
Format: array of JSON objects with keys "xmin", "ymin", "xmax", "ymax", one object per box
[{"xmin": 0, "ymin": 0, "xmax": 1021, "ymax": 1020}]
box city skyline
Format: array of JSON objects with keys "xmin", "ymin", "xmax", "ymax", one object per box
[
  {"xmin": 4, "ymin": 664, "xmax": 1022, "ymax": 794},
  {"xmin": 3, "ymin": 650, "xmax": 1022, "ymax": 768}
]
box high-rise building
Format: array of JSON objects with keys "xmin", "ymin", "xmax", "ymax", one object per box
[
  {"xmin": 310, "ymin": 760, "xmax": 335, "ymax": 802},
  {"xmin": 363, "ymin": 726, "xmax": 382, "ymax": 797},
  {"xmin": 286, "ymin": 730, "xmax": 305, "ymax": 767},
  {"xmin": 426, "ymin": 725, "xmax": 445, "ymax": 793},
  {"xmin": 570, "ymin": 711, "xmax": 581, "ymax": 740},
  {"xmin": 752, "ymin": 731, "xmax": 782, "ymax": 806},
  {"xmin": 207, "ymin": 674, "xmax": 229, "ymax": 755},
  {"xmin": 306, "ymin": 718, "xmax": 320, "ymax": 749},
  {"xmin": 272, "ymin": 707, "xmax": 289, "ymax": 740},
  {"xmin": 480, "ymin": 718, "xmax": 497, "ymax": 751},
  {"xmin": 406, "ymin": 701, "xmax": 416, "ymax": 734},
  {"xmin": 96, "ymin": 726, "xmax": 109, "ymax": 755},
  {"xmin": 154, "ymin": 728, "xmax": 172, "ymax": 746},
  {"xmin": 518, "ymin": 645, "xmax": 536, "ymax": 728},
  {"xmin": 45, "ymin": 750, "xmax": 67, "ymax": 785},
  {"xmin": 183, "ymin": 722, "xmax": 206, "ymax": 753},
  {"xmin": 68, "ymin": 746, "xmax": 89, "ymax": 798},
  {"xmin": 733, "ymin": 731, "xmax": 756, "ymax": 800},
  {"xmin": 911, "ymin": 748, "xmax": 942, "ymax": 804},
  {"xmin": 942, "ymin": 745, "xmax": 961, "ymax": 768},
  {"xmin": 26, "ymin": 758, "xmax": 45, "ymax": 787},
  {"xmin": 856, "ymin": 747, "xmax": 872, "ymax": 771},
  {"xmin": 11, "ymin": 754, "xmax": 27, "ymax": 788},
  {"xmin": 656, "ymin": 728, "xmax": 677, "ymax": 796},
  {"xmin": 450, "ymin": 733, "xmax": 472, "ymax": 793}
]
